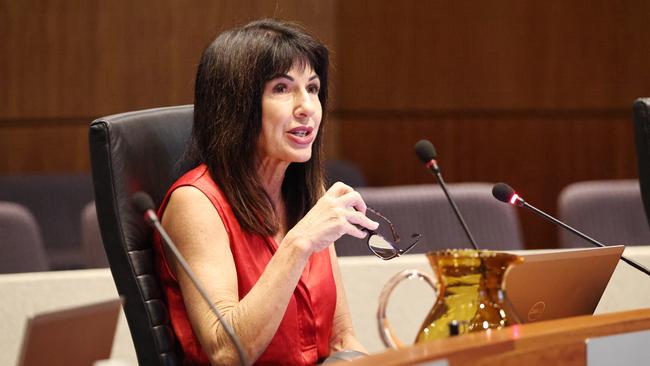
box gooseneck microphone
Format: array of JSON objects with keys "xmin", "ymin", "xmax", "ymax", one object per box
[
  {"xmin": 415, "ymin": 140, "xmax": 479, "ymax": 250},
  {"xmin": 132, "ymin": 192, "xmax": 248, "ymax": 366},
  {"xmin": 492, "ymin": 183, "xmax": 650, "ymax": 277}
]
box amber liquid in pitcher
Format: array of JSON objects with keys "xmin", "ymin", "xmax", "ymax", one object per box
[{"xmin": 415, "ymin": 250, "xmax": 522, "ymax": 342}]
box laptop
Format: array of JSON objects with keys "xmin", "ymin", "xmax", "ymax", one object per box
[
  {"xmin": 503, "ymin": 245, "xmax": 624, "ymax": 324},
  {"xmin": 17, "ymin": 298, "xmax": 122, "ymax": 366}
]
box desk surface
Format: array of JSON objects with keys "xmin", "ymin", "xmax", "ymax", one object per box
[
  {"xmin": 342, "ymin": 308, "xmax": 650, "ymax": 366},
  {"xmin": 338, "ymin": 246, "xmax": 650, "ymax": 353}
]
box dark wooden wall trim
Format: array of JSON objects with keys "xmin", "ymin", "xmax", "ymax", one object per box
[
  {"xmin": 0, "ymin": 122, "xmax": 90, "ymax": 174},
  {"xmin": 332, "ymin": 109, "xmax": 630, "ymax": 120}
]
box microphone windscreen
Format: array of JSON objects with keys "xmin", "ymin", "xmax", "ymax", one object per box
[
  {"xmin": 132, "ymin": 191, "xmax": 156, "ymax": 213},
  {"xmin": 414, "ymin": 139, "xmax": 437, "ymax": 163},
  {"xmin": 492, "ymin": 183, "xmax": 515, "ymax": 203}
]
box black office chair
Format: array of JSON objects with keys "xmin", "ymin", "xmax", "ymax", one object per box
[
  {"xmin": 89, "ymin": 105, "xmax": 194, "ymax": 366},
  {"xmin": 633, "ymin": 98, "xmax": 650, "ymax": 230}
]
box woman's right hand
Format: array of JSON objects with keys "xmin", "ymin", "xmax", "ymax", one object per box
[{"xmin": 284, "ymin": 182, "xmax": 379, "ymax": 254}]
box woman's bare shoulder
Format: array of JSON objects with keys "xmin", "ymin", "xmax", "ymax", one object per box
[{"xmin": 163, "ymin": 185, "xmax": 223, "ymax": 232}]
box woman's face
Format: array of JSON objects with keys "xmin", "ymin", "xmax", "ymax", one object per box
[{"xmin": 258, "ymin": 63, "xmax": 322, "ymax": 166}]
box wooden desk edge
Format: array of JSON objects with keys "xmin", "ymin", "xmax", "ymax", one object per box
[{"xmin": 342, "ymin": 308, "xmax": 650, "ymax": 366}]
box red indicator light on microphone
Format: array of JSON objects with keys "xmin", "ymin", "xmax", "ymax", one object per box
[
  {"xmin": 424, "ymin": 160, "xmax": 437, "ymax": 169},
  {"xmin": 509, "ymin": 193, "xmax": 520, "ymax": 205}
]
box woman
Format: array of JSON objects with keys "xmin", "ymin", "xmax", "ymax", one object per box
[{"xmin": 154, "ymin": 19, "xmax": 378, "ymax": 365}]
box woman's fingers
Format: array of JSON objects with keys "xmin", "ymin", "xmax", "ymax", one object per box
[
  {"xmin": 324, "ymin": 182, "xmax": 370, "ymax": 213},
  {"xmin": 345, "ymin": 209, "xmax": 379, "ymax": 231},
  {"xmin": 337, "ymin": 191, "xmax": 367, "ymax": 213},
  {"xmin": 326, "ymin": 182, "xmax": 355, "ymax": 197},
  {"xmin": 346, "ymin": 224, "xmax": 369, "ymax": 239},
  {"xmin": 327, "ymin": 188, "xmax": 378, "ymax": 231},
  {"xmin": 297, "ymin": 183, "xmax": 383, "ymax": 246}
]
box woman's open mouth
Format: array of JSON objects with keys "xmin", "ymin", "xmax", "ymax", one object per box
[
  {"xmin": 290, "ymin": 130, "xmax": 309, "ymax": 137},
  {"xmin": 287, "ymin": 126, "xmax": 315, "ymax": 145}
]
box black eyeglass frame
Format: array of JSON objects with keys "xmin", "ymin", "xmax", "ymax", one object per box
[{"xmin": 364, "ymin": 207, "xmax": 422, "ymax": 260}]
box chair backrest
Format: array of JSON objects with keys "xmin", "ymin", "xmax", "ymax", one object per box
[
  {"xmin": 0, "ymin": 174, "xmax": 94, "ymax": 269},
  {"xmin": 80, "ymin": 201, "xmax": 109, "ymax": 268},
  {"xmin": 633, "ymin": 98, "xmax": 650, "ymax": 229},
  {"xmin": 334, "ymin": 183, "xmax": 524, "ymax": 256},
  {"xmin": 557, "ymin": 180, "xmax": 650, "ymax": 248},
  {"xmin": 0, "ymin": 201, "xmax": 49, "ymax": 273},
  {"xmin": 89, "ymin": 105, "xmax": 194, "ymax": 366}
]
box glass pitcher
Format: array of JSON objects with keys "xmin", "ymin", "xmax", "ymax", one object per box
[{"xmin": 377, "ymin": 249, "xmax": 523, "ymax": 348}]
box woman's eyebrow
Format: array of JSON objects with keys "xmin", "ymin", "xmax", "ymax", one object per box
[
  {"xmin": 270, "ymin": 73, "xmax": 293, "ymax": 81},
  {"xmin": 269, "ymin": 74, "xmax": 320, "ymax": 81}
]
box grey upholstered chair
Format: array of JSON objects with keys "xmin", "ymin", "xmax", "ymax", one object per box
[
  {"xmin": 0, "ymin": 174, "xmax": 94, "ymax": 269},
  {"xmin": 558, "ymin": 180, "xmax": 650, "ymax": 248},
  {"xmin": 334, "ymin": 183, "xmax": 524, "ymax": 256},
  {"xmin": 80, "ymin": 201, "xmax": 109, "ymax": 268},
  {"xmin": 0, "ymin": 201, "xmax": 49, "ymax": 273}
]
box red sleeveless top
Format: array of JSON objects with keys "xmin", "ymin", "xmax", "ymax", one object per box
[{"xmin": 154, "ymin": 164, "xmax": 336, "ymax": 365}]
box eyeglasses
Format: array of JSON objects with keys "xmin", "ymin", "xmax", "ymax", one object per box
[{"xmin": 364, "ymin": 207, "xmax": 422, "ymax": 260}]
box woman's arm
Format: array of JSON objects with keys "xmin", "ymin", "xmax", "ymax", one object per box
[
  {"xmin": 163, "ymin": 186, "xmax": 309, "ymax": 365},
  {"xmin": 162, "ymin": 183, "xmax": 377, "ymax": 365},
  {"xmin": 328, "ymin": 245, "xmax": 367, "ymax": 354}
]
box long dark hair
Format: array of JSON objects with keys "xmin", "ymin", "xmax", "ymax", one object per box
[{"xmin": 188, "ymin": 19, "xmax": 329, "ymax": 236}]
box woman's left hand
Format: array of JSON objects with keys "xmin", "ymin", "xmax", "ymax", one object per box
[{"xmin": 284, "ymin": 182, "xmax": 379, "ymax": 254}]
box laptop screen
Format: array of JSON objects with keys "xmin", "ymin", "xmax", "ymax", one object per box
[
  {"xmin": 18, "ymin": 298, "xmax": 122, "ymax": 366},
  {"xmin": 504, "ymin": 245, "xmax": 624, "ymax": 323}
]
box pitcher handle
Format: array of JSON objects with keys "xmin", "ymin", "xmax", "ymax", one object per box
[{"xmin": 377, "ymin": 269, "xmax": 442, "ymax": 349}]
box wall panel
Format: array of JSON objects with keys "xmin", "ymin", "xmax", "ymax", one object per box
[
  {"xmin": 335, "ymin": 113, "xmax": 637, "ymax": 248},
  {"xmin": 0, "ymin": 119, "xmax": 90, "ymax": 173},
  {"xmin": 336, "ymin": 1, "xmax": 650, "ymax": 111},
  {"xmin": 332, "ymin": 1, "xmax": 649, "ymax": 247},
  {"xmin": 2, "ymin": 0, "xmax": 648, "ymax": 248},
  {"xmin": 0, "ymin": 0, "xmax": 336, "ymax": 119},
  {"xmin": 0, "ymin": 0, "xmax": 336, "ymax": 173}
]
